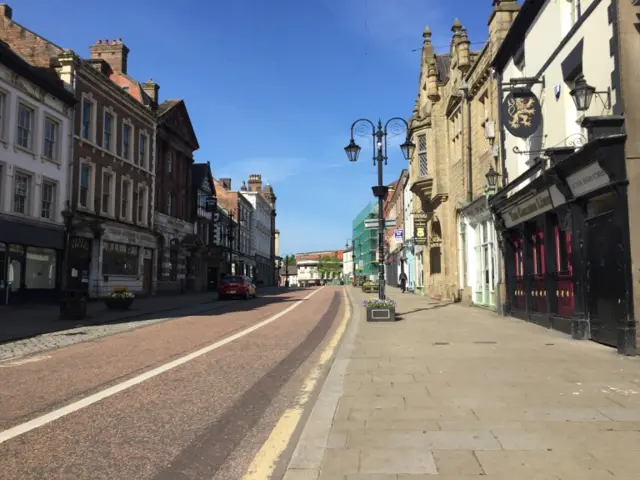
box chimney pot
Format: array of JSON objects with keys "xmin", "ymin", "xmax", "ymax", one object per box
[
  {"xmin": 89, "ymin": 38, "xmax": 130, "ymax": 74},
  {"xmin": 0, "ymin": 4, "xmax": 13, "ymax": 20}
]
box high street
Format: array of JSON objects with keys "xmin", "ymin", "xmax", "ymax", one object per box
[{"xmin": 0, "ymin": 286, "xmax": 348, "ymax": 480}]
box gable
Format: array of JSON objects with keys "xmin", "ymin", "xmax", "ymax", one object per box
[{"xmin": 159, "ymin": 100, "xmax": 199, "ymax": 150}]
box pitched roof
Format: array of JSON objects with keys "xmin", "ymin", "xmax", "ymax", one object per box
[
  {"xmin": 158, "ymin": 99, "xmax": 180, "ymax": 115},
  {"xmin": 192, "ymin": 162, "xmax": 211, "ymax": 188}
]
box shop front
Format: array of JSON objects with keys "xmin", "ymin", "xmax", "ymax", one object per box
[
  {"xmin": 460, "ymin": 196, "xmax": 499, "ymax": 309},
  {"xmin": 490, "ymin": 117, "xmax": 634, "ymax": 354},
  {"xmin": 402, "ymin": 241, "xmax": 415, "ymax": 292},
  {"xmin": 93, "ymin": 223, "xmax": 157, "ymax": 298},
  {"xmin": 0, "ymin": 217, "xmax": 64, "ymax": 305}
]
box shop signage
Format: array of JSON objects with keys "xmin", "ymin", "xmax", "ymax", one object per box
[
  {"xmin": 501, "ymin": 90, "xmax": 542, "ymax": 139},
  {"xmin": 462, "ymin": 196, "xmax": 488, "ymax": 224},
  {"xmin": 394, "ymin": 229, "xmax": 404, "ymax": 239},
  {"xmin": 414, "ymin": 218, "xmax": 427, "ymax": 246},
  {"xmin": 566, "ymin": 162, "xmax": 610, "ymax": 198},
  {"xmin": 503, "ymin": 189, "xmax": 553, "ymax": 228},
  {"xmin": 205, "ymin": 197, "xmax": 217, "ymax": 212}
]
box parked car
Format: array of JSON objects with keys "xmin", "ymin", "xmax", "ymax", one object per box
[{"xmin": 218, "ymin": 275, "xmax": 257, "ymax": 300}]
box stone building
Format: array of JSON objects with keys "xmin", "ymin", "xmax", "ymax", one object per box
[
  {"xmin": 0, "ymin": 6, "xmax": 159, "ymax": 298},
  {"xmin": 407, "ymin": 1, "xmax": 517, "ymax": 301},
  {"xmin": 0, "ymin": 40, "xmax": 76, "ymax": 305}
]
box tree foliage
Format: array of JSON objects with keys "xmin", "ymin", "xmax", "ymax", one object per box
[
  {"xmin": 318, "ymin": 255, "xmax": 342, "ymax": 277},
  {"xmin": 283, "ymin": 254, "xmax": 295, "ymax": 265}
]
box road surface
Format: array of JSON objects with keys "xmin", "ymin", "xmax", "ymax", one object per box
[{"xmin": 0, "ymin": 286, "xmax": 348, "ymax": 480}]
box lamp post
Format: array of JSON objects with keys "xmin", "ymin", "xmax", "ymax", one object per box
[{"xmin": 345, "ymin": 118, "xmax": 415, "ymax": 300}]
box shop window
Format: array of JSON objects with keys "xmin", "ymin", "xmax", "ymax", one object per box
[
  {"xmin": 7, "ymin": 245, "xmax": 24, "ymax": 291},
  {"xmin": 532, "ymin": 230, "xmax": 545, "ymax": 275},
  {"xmin": 102, "ymin": 241, "xmax": 139, "ymax": 276},
  {"xmin": 556, "ymin": 227, "xmax": 572, "ymax": 273},
  {"xmin": 25, "ymin": 247, "xmax": 56, "ymax": 289}
]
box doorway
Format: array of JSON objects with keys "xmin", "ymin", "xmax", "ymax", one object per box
[
  {"xmin": 586, "ymin": 210, "xmax": 627, "ymax": 347},
  {"xmin": 207, "ymin": 266, "xmax": 218, "ymax": 291},
  {"xmin": 143, "ymin": 248, "xmax": 153, "ymax": 295}
]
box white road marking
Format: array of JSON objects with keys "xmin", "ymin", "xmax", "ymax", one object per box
[
  {"xmin": 0, "ymin": 287, "xmax": 324, "ymax": 445},
  {"xmin": 0, "ymin": 355, "xmax": 51, "ymax": 367}
]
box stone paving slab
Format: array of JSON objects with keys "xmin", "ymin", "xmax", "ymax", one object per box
[{"xmin": 283, "ymin": 286, "xmax": 640, "ymax": 479}]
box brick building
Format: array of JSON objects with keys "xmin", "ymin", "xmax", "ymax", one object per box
[
  {"xmin": 0, "ymin": 7, "xmax": 159, "ymax": 297},
  {"xmin": 407, "ymin": 1, "xmax": 517, "ymax": 302}
]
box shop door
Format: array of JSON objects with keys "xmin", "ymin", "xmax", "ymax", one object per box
[
  {"xmin": 67, "ymin": 237, "xmax": 92, "ymax": 292},
  {"xmin": 143, "ymin": 253, "xmax": 153, "ymax": 295},
  {"xmin": 586, "ymin": 212, "xmax": 627, "ymax": 347},
  {"xmin": 207, "ymin": 266, "xmax": 218, "ymax": 291}
]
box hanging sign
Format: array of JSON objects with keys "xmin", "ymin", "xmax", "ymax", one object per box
[
  {"xmin": 503, "ymin": 189, "xmax": 553, "ymax": 228},
  {"xmin": 566, "ymin": 162, "xmax": 610, "ymax": 198},
  {"xmin": 394, "ymin": 229, "xmax": 404, "ymax": 240},
  {"xmin": 205, "ymin": 197, "xmax": 217, "ymax": 212},
  {"xmin": 414, "ymin": 218, "xmax": 427, "ymax": 246},
  {"xmin": 501, "ymin": 89, "xmax": 542, "ymax": 138}
]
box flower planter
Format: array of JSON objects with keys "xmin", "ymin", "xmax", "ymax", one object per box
[
  {"xmin": 365, "ymin": 306, "xmax": 396, "ymax": 322},
  {"xmin": 104, "ymin": 296, "xmax": 135, "ymax": 310}
]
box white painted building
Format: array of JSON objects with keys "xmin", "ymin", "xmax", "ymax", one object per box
[
  {"xmin": 0, "ymin": 42, "xmax": 76, "ymax": 304},
  {"xmin": 342, "ymin": 248, "xmax": 353, "ymax": 281},
  {"xmin": 403, "ymin": 178, "xmax": 418, "ymax": 291},
  {"xmin": 500, "ymin": 0, "xmax": 616, "ymax": 184},
  {"xmin": 297, "ymin": 259, "xmax": 320, "ymax": 286},
  {"xmin": 240, "ymin": 178, "xmax": 272, "ymax": 284},
  {"xmin": 489, "ymin": 0, "xmax": 627, "ymax": 348}
]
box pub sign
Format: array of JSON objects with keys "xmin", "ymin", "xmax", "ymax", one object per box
[
  {"xmin": 414, "ymin": 218, "xmax": 427, "ymax": 246},
  {"xmin": 205, "ymin": 197, "xmax": 217, "ymax": 212},
  {"xmin": 501, "ymin": 89, "xmax": 542, "ymax": 138}
]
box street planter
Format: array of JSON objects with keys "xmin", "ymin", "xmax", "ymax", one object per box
[
  {"xmin": 104, "ymin": 291, "xmax": 135, "ymax": 310},
  {"xmin": 362, "ymin": 282, "xmax": 379, "ymax": 293},
  {"xmin": 363, "ymin": 298, "xmax": 397, "ymax": 322}
]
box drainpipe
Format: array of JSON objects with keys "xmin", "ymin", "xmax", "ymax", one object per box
[
  {"xmin": 465, "ymin": 90, "xmax": 473, "ymax": 202},
  {"xmin": 494, "ymin": 67, "xmax": 507, "ymax": 315}
]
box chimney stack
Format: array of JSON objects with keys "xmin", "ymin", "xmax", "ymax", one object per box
[
  {"xmin": 141, "ymin": 78, "xmax": 160, "ymax": 104},
  {"xmin": 219, "ymin": 178, "xmax": 232, "ymax": 190},
  {"xmin": 89, "ymin": 38, "xmax": 129, "ymax": 74},
  {"xmin": 0, "ymin": 4, "xmax": 13, "ymax": 19},
  {"xmin": 248, "ymin": 174, "xmax": 262, "ymax": 192}
]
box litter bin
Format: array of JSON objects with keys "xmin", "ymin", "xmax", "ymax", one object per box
[{"xmin": 59, "ymin": 289, "xmax": 88, "ymax": 320}]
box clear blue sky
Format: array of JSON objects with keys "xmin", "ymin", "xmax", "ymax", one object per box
[{"xmin": 16, "ymin": 0, "xmax": 494, "ymax": 255}]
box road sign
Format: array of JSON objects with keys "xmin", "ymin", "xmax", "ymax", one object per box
[
  {"xmin": 364, "ymin": 219, "xmax": 397, "ymax": 230},
  {"xmin": 394, "ymin": 229, "xmax": 404, "ymax": 239}
]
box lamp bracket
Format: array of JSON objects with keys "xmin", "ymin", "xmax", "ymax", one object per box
[
  {"xmin": 501, "ymin": 76, "xmax": 545, "ymax": 91},
  {"xmin": 595, "ymin": 87, "xmax": 612, "ymax": 110},
  {"xmin": 512, "ymin": 133, "xmax": 586, "ymax": 155}
]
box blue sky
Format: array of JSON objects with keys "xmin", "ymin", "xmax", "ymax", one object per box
[{"xmin": 16, "ymin": 0, "xmax": 494, "ymax": 255}]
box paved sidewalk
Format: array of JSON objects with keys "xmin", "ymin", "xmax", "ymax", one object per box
[{"xmin": 284, "ymin": 286, "xmax": 640, "ymax": 479}]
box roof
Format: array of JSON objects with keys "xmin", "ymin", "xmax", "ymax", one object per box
[
  {"xmin": 0, "ymin": 40, "xmax": 76, "ymax": 105},
  {"xmin": 157, "ymin": 99, "xmax": 180, "ymax": 115},
  {"xmin": 192, "ymin": 162, "xmax": 211, "ymax": 188},
  {"xmin": 435, "ymin": 55, "xmax": 450, "ymax": 83}
]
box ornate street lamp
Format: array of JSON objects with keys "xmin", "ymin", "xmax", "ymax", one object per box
[
  {"xmin": 569, "ymin": 75, "xmax": 611, "ymax": 112},
  {"xmin": 344, "ymin": 118, "xmax": 414, "ymax": 301},
  {"xmin": 486, "ymin": 165, "xmax": 499, "ymax": 188}
]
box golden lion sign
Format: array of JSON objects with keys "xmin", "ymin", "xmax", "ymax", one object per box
[{"xmin": 501, "ymin": 90, "xmax": 542, "ymax": 139}]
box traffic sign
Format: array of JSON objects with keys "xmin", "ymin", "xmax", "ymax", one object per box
[
  {"xmin": 394, "ymin": 229, "xmax": 404, "ymax": 239},
  {"xmin": 364, "ymin": 219, "xmax": 397, "ymax": 230}
]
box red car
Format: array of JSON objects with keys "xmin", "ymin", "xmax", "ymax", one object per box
[{"xmin": 218, "ymin": 275, "xmax": 257, "ymax": 300}]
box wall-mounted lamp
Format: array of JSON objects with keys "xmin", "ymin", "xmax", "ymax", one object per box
[
  {"xmin": 569, "ymin": 74, "xmax": 611, "ymax": 112},
  {"xmin": 484, "ymin": 165, "xmax": 500, "ymax": 196}
]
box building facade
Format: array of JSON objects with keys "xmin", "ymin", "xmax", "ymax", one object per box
[
  {"xmin": 402, "ymin": 174, "xmax": 417, "ymax": 292},
  {"xmin": 154, "ymin": 99, "xmax": 200, "ymax": 294},
  {"xmin": 489, "ymin": 0, "xmax": 638, "ymax": 355},
  {"xmin": 351, "ymin": 202, "xmax": 378, "ymax": 280},
  {"xmin": 384, "ymin": 171, "xmax": 407, "ymax": 288},
  {"xmin": 189, "ymin": 162, "xmax": 221, "ymax": 291},
  {"xmin": 0, "ymin": 40, "xmax": 76, "ymax": 305},
  {"xmin": 407, "ymin": 2, "xmax": 517, "ymax": 301},
  {"xmin": 240, "ymin": 174, "xmax": 273, "ymax": 285},
  {"xmin": 342, "ymin": 247, "xmax": 353, "ymax": 282}
]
